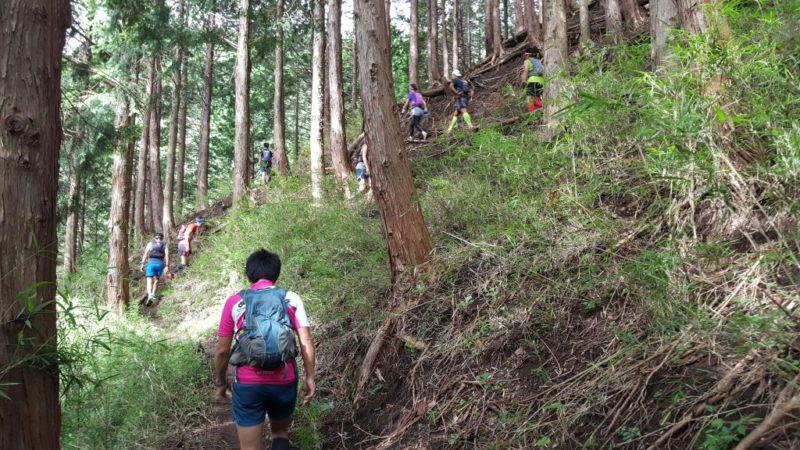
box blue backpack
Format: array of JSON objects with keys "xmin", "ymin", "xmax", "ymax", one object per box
[{"xmin": 229, "ymin": 288, "xmax": 299, "ymax": 370}]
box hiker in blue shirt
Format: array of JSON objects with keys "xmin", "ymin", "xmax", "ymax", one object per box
[
  {"xmin": 139, "ymin": 232, "xmax": 169, "ymax": 304},
  {"xmin": 446, "ymin": 70, "xmax": 475, "ymax": 134},
  {"xmin": 258, "ymin": 142, "xmax": 273, "ymax": 184},
  {"xmin": 521, "ymin": 48, "xmax": 545, "ymax": 113},
  {"xmin": 401, "ymin": 83, "xmax": 428, "ymax": 140}
]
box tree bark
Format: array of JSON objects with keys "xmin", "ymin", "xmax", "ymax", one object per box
[
  {"xmin": 273, "ymin": 0, "xmax": 289, "ymax": 176},
  {"xmin": 490, "ymin": 0, "xmax": 504, "ymax": 62},
  {"xmin": 351, "ymin": 16, "xmax": 360, "ymax": 111},
  {"xmin": 543, "ymin": 0, "xmax": 568, "ymax": 134},
  {"xmin": 107, "ymin": 98, "xmax": 133, "ymax": 314},
  {"xmin": 0, "ymin": 1, "xmax": 69, "ymax": 448},
  {"xmin": 164, "ymin": 41, "xmax": 182, "ymax": 231},
  {"xmin": 604, "ymin": 0, "xmax": 622, "ymax": 43},
  {"xmin": 426, "ymin": 0, "xmax": 441, "ymax": 85},
  {"xmin": 503, "ymin": 0, "xmax": 510, "ymax": 39},
  {"xmin": 233, "ymin": 0, "xmax": 252, "ymax": 204},
  {"xmin": 327, "ymin": 0, "xmax": 352, "ymax": 197},
  {"xmin": 79, "ymin": 178, "xmax": 87, "ymax": 249},
  {"xmin": 148, "ymin": 56, "xmax": 165, "ymax": 231},
  {"xmin": 621, "ymin": 0, "xmax": 648, "ymax": 33},
  {"xmin": 310, "ymin": 0, "xmax": 325, "ymax": 205},
  {"xmin": 174, "ymin": 0, "xmax": 188, "ymax": 216},
  {"xmin": 579, "ymin": 0, "xmax": 591, "ymax": 44},
  {"xmin": 514, "ymin": 0, "xmax": 525, "ymax": 34},
  {"xmin": 135, "ymin": 57, "xmax": 151, "ymax": 238},
  {"xmin": 525, "ymin": 0, "xmax": 542, "ymax": 47},
  {"xmin": 409, "ymin": 0, "xmax": 419, "ymax": 86},
  {"xmin": 198, "ymin": 12, "xmax": 215, "ymax": 210},
  {"xmin": 452, "ymin": 0, "xmax": 460, "ymax": 70},
  {"xmin": 176, "ymin": 58, "xmax": 188, "ymax": 212},
  {"xmin": 677, "ymin": 0, "xmax": 724, "ymax": 34},
  {"xmin": 355, "ymin": 0, "xmax": 434, "ymax": 277},
  {"xmin": 441, "ymin": 0, "xmax": 450, "ymax": 77},
  {"xmin": 650, "ymin": 0, "xmax": 678, "ymax": 67},
  {"xmin": 63, "ymin": 138, "xmax": 82, "ymax": 274}
]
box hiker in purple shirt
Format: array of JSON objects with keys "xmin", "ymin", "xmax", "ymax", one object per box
[{"xmin": 401, "ymin": 83, "xmax": 429, "ymax": 140}]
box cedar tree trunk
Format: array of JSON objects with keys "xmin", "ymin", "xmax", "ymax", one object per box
[
  {"xmin": 148, "ymin": 56, "xmax": 164, "ymax": 230},
  {"xmin": 543, "ymin": 0, "xmax": 568, "ymax": 133},
  {"xmin": 327, "ymin": 0, "xmax": 352, "ymax": 196},
  {"xmin": 605, "ymin": 0, "xmax": 623, "ymax": 43},
  {"xmin": 233, "ymin": 0, "xmax": 252, "ymax": 203},
  {"xmin": 198, "ymin": 12, "xmax": 215, "ymax": 210},
  {"xmin": 107, "ymin": 99, "xmax": 133, "ymax": 313},
  {"xmin": 355, "ymin": 0, "xmax": 433, "ymax": 277},
  {"xmin": 409, "ymin": 0, "xmax": 419, "ymax": 85},
  {"xmin": 426, "ymin": 0, "xmax": 441, "ymax": 85},
  {"xmin": 273, "ymin": 0, "xmax": 289, "ymax": 175},
  {"xmin": 0, "ymin": 1, "xmax": 69, "ymax": 447},
  {"xmin": 310, "ymin": 0, "xmax": 325, "ymax": 204},
  {"xmin": 650, "ymin": 0, "xmax": 678, "ymax": 67}
]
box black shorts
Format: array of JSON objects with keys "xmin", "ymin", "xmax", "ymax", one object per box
[{"xmin": 526, "ymin": 82, "xmax": 544, "ymax": 98}]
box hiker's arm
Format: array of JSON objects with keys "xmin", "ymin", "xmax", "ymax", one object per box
[
  {"xmin": 401, "ymin": 98, "xmax": 410, "ymax": 114},
  {"xmin": 214, "ymin": 336, "xmax": 232, "ymax": 400},
  {"xmin": 521, "ymin": 63, "xmax": 527, "ymax": 85},
  {"xmin": 297, "ymin": 327, "xmax": 316, "ymax": 404},
  {"xmin": 140, "ymin": 244, "xmax": 150, "ymax": 269},
  {"xmin": 448, "ymin": 83, "xmax": 457, "ymax": 96}
]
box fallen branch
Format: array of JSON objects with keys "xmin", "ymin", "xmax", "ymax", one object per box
[{"xmin": 733, "ymin": 373, "xmax": 800, "ymax": 450}]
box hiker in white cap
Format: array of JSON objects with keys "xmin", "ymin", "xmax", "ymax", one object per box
[{"xmin": 446, "ymin": 69, "xmax": 475, "ymax": 134}]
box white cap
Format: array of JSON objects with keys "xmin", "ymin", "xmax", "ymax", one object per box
[{"xmin": 452, "ymin": 69, "xmax": 461, "ymax": 77}]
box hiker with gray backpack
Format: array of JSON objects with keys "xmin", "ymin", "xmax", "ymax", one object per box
[{"xmin": 214, "ymin": 249, "xmax": 317, "ymax": 450}]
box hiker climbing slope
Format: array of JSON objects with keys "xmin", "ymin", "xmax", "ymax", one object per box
[
  {"xmin": 522, "ymin": 48, "xmax": 545, "ymax": 113},
  {"xmin": 401, "ymin": 83, "xmax": 428, "ymax": 140},
  {"xmin": 177, "ymin": 217, "xmax": 204, "ymax": 268},
  {"xmin": 214, "ymin": 249, "xmax": 316, "ymax": 450},
  {"xmin": 140, "ymin": 232, "xmax": 169, "ymax": 305},
  {"xmin": 446, "ymin": 70, "xmax": 475, "ymax": 134},
  {"xmin": 258, "ymin": 142, "xmax": 274, "ymax": 184}
]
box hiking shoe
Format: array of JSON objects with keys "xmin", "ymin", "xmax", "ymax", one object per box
[{"xmin": 421, "ymin": 131, "xmax": 427, "ymax": 140}]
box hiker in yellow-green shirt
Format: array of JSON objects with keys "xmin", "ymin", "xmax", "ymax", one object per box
[{"xmin": 521, "ymin": 48, "xmax": 545, "ymax": 113}]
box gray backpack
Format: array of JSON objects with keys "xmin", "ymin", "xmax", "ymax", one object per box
[{"xmin": 229, "ymin": 288, "xmax": 299, "ymax": 369}]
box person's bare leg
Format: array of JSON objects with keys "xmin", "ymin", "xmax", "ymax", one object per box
[
  {"xmin": 269, "ymin": 419, "xmax": 292, "ymax": 449},
  {"xmin": 151, "ymin": 277, "xmax": 159, "ymax": 297},
  {"xmin": 146, "ymin": 277, "xmax": 154, "ymax": 297},
  {"xmin": 236, "ymin": 424, "xmax": 264, "ymax": 450}
]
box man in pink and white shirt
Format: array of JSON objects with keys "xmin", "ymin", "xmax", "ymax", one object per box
[{"xmin": 215, "ymin": 249, "xmax": 316, "ymax": 450}]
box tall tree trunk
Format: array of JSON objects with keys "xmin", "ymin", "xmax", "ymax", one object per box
[
  {"xmin": 351, "ymin": 16, "xmax": 360, "ymax": 110},
  {"xmin": 621, "ymin": 0, "xmax": 648, "ymax": 33},
  {"xmin": 176, "ymin": 60, "xmax": 188, "ymax": 213},
  {"xmin": 385, "ymin": 0, "xmax": 392, "ymax": 40},
  {"xmin": 198, "ymin": 12, "xmax": 215, "ymax": 210},
  {"xmin": 543, "ymin": 0, "xmax": 568, "ymax": 134},
  {"xmin": 441, "ymin": 0, "xmax": 450, "ymax": 77},
  {"xmin": 63, "ymin": 138, "xmax": 82, "ymax": 275},
  {"xmin": 79, "ymin": 179, "xmax": 87, "ymax": 250},
  {"xmin": 355, "ymin": 0, "xmax": 433, "ymax": 277},
  {"xmin": 452, "ymin": 0, "xmax": 460, "ymax": 70},
  {"xmin": 164, "ymin": 54, "xmax": 182, "ymax": 232},
  {"xmin": 514, "ymin": 0, "xmax": 525, "ymax": 33},
  {"xmin": 604, "ymin": 0, "xmax": 623, "ymax": 43},
  {"xmin": 525, "ymin": 0, "xmax": 542, "ymax": 47},
  {"xmin": 678, "ymin": 0, "xmax": 726, "ymax": 34},
  {"xmin": 0, "ymin": 1, "xmax": 69, "ymax": 447},
  {"xmin": 503, "ymin": 0, "xmax": 510, "ymax": 39},
  {"xmin": 107, "ymin": 98, "xmax": 133, "ymax": 314},
  {"xmin": 327, "ymin": 0, "xmax": 352, "ymax": 197},
  {"xmin": 409, "ymin": 0, "xmax": 419, "ymax": 86},
  {"xmin": 650, "ymin": 0, "xmax": 678, "ymax": 67},
  {"xmin": 294, "ymin": 87, "xmax": 301, "ymax": 161},
  {"xmin": 273, "ymin": 0, "xmax": 289, "ymax": 176},
  {"xmin": 461, "ymin": 0, "xmax": 469, "ymax": 65},
  {"xmin": 232, "ymin": 0, "xmax": 252, "ymax": 203},
  {"xmin": 426, "ymin": 0, "xmax": 441, "ymax": 85},
  {"xmin": 136, "ymin": 57, "xmax": 153, "ymax": 239},
  {"xmin": 310, "ymin": 0, "xmax": 325, "ymax": 205},
  {"xmin": 579, "ymin": 0, "xmax": 591, "ymax": 44},
  {"xmin": 484, "ymin": 0, "xmax": 492, "ymax": 55},
  {"xmin": 490, "ymin": 0, "xmax": 504, "ymax": 62},
  {"xmin": 148, "ymin": 56, "xmax": 165, "ymax": 231}
]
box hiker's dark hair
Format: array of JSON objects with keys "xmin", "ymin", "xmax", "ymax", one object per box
[
  {"xmin": 525, "ymin": 47, "xmax": 541, "ymax": 57},
  {"xmin": 154, "ymin": 232, "xmax": 164, "ymax": 239},
  {"xmin": 410, "ymin": 83, "xmax": 419, "ymax": 91},
  {"xmin": 245, "ymin": 248, "xmax": 281, "ymax": 282},
  {"xmin": 263, "ymin": 142, "xmax": 270, "ymax": 147}
]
